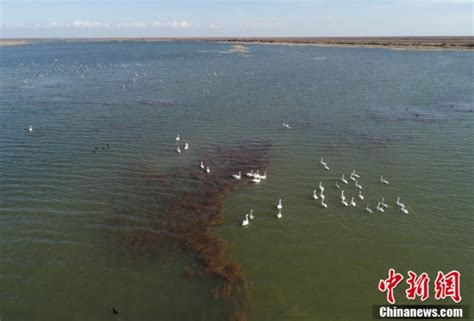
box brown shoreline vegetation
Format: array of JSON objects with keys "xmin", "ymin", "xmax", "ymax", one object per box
[
  {"xmin": 1, "ymin": 36, "xmax": 473, "ymax": 51},
  {"xmin": 113, "ymin": 141, "xmax": 272, "ymax": 321}
]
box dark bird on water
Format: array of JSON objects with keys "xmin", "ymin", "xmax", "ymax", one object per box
[{"xmin": 112, "ymin": 307, "xmax": 118, "ymax": 315}]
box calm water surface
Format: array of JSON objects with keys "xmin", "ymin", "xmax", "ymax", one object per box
[{"xmin": 0, "ymin": 42, "xmax": 473, "ymax": 321}]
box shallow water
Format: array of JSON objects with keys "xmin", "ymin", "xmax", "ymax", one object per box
[{"xmin": 0, "ymin": 42, "xmax": 473, "ymax": 320}]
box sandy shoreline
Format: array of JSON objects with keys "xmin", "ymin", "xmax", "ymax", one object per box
[{"xmin": 1, "ymin": 37, "xmax": 473, "ymax": 51}]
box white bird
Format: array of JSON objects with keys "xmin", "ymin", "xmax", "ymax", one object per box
[
  {"xmin": 232, "ymin": 171, "xmax": 242, "ymax": 180},
  {"xmin": 319, "ymin": 181, "xmax": 325, "ymax": 192},
  {"xmin": 350, "ymin": 173, "xmax": 356, "ymax": 182},
  {"xmin": 323, "ymin": 164, "xmax": 330, "ymax": 171},
  {"xmin": 376, "ymin": 202, "xmax": 385, "ymax": 213},
  {"xmin": 320, "ymin": 158, "xmax": 326, "ymax": 166},
  {"xmin": 350, "ymin": 197, "xmax": 356, "ymax": 207},
  {"xmin": 335, "ymin": 181, "xmax": 340, "ymax": 189},
  {"xmin": 400, "ymin": 207, "xmax": 409, "ymax": 215},
  {"xmin": 277, "ymin": 210, "xmax": 283, "ymax": 219},
  {"xmin": 313, "ymin": 189, "xmax": 319, "ymax": 200},
  {"xmin": 358, "ymin": 190, "xmax": 364, "ymax": 200},
  {"xmin": 282, "ymin": 122, "xmax": 292, "ymax": 129},
  {"xmin": 249, "ymin": 209, "xmax": 254, "ymax": 220},
  {"xmin": 176, "ymin": 146, "xmax": 181, "ymax": 154},
  {"xmin": 396, "ymin": 196, "xmax": 405, "ymax": 208},
  {"xmin": 341, "ymin": 174, "xmax": 348, "ymax": 184},
  {"xmin": 259, "ymin": 172, "xmax": 267, "ymax": 180},
  {"xmin": 365, "ymin": 204, "xmax": 373, "ymax": 213},
  {"xmin": 200, "ymin": 161, "xmax": 205, "ymax": 169},
  {"xmin": 184, "ymin": 142, "xmax": 189, "ymax": 150},
  {"xmin": 28, "ymin": 125, "xmax": 33, "ymax": 133},
  {"xmin": 176, "ymin": 134, "xmax": 180, "ymax": 142},
  {"xmin": 320, "ymin": 192, "xmax": 325, "ymax": 201},
  {"xmin": 242, "ymin": 214, "xmax": 250, "ymax": 226},
  {"xmin": 340, "ymin": 190, "xmax": 346, "ymax": 201},
  {"xmin": 251, "ymin": 177, "xmax": 261, "ymax": 184},
  {"xmin": 351, "ymin": 170, "xmax": 360, "ymax": 179},
  {"xmin": 381, "ymin": 198, "xmax": 389, "ymax": 208},
  {"xmin": 277, "ymin": 199, "xmax": 282, "ymax": 210},
  {"xmin": 246, "ymin": 170, "xmax": 254, "ymax": 177},
  {"xmin": 206, "ymin": 166, "xmax": 210, "ymax": 174},
  {"xmin": 342, "ymin": 199, "xmax": 349, "ymax": 207},
  {"xmin": 355, "ymin": 180, "xmax": 363, "ymax": 190},
  {"xmin": 321, "ymin": 200, "xmax": 328, "ymax": 208},
  {"xmin": 252, "ymin": 170, "xmax": 261, "ymax": 179},
  {"xmin": 381, "ymin": 176, "xmax": 389, "ymax": 184}
]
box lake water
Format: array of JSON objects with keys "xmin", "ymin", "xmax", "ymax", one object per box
[{"xmin": 0, "ymin": 41, "xmax": 473, "ymax": 321}]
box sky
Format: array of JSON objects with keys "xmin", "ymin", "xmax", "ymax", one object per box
[{"xmin": 0, "ymin": 0, "xmax": 473, "ymax": 38}]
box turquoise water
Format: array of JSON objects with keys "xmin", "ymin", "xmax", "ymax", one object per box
[{"xmin": 0, "ymin": 42, "xmax": 473, "ymax": 320}]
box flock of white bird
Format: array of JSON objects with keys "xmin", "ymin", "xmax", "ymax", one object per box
[
  {"xmin": 174, "ymin": 133, "xmax": 189, "ymax": 154},
  {"xmin": 239, "ymin": 157, "xmax": 410, "ymax": 227},
  {"xmin": 28, "ymin": 126, "xmax": 411, "ymax": 225},
  {"xmin": 167, "ymin": 131, "xmax": 411, "ymax": 227}
]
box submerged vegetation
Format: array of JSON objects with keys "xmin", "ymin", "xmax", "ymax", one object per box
[{"xmin": 113, "ymin": 141, "xmax": 272, "ymax": 320}]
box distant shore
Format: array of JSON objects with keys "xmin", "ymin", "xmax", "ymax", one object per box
[
  {"xmin": 206, "ymin": 37, "xmax": 474, "ymax": 51},
  {"xmin": 1, "ymin": 37, "xmax": 473, "ymax": 51}
]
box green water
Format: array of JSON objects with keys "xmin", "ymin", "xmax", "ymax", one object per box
[{"xmin": 0, "ymin": 41, "xmax": 472, "ymax": 320}]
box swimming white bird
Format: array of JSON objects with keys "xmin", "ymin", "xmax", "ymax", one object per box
[
  {"xmin": 251, "ymin": 177, "xmax": 261, "ymax": 184},
  {"xmin": 277, "ymin": 209, "xmax": 283, "ymax": 219},
  {"xmin": 320, "ymin": 158, "xmax": 326, "ymax": 166},
  {"xmin": 252, "ymin": 170, "xmax": 260, "ymax": 179},
  {"xmin": 200, "ymin": 161, "xmax": 205, "ymax": 169},
  {"xmin": 340, "ymin": 190, "xmax": 346, "ymax": 201},
  {"xmin": 176, "ymin": 134, "xmax": 180, "ymax": 142},
  {"xmin": 321, "ymin": 200, "xmax": 328, "ymax": 208},
  {"xmin": 176, "ymin": 146, "xmax": 181, "ymax": 154},
  {"xmin": 355, "ymin": 180, "xmax": 363, "ymax": 190},
  {"xmin": 319, "ymin": 181, "xmax": 325, "ymax": 192},
  {"xmin": 358, "ymin": 190, "xmax": 364, "ymax": 200},
  {"xmin": 341, "ymin": 174, "xmax": 348, "ymax": 184},
  {"xmin": 351, "ymin": 170, "xmax": 360, "ymax": 179},
  {"xmin": 277, "ymin": 199, "xmax": 282, "ymax": 210},
  {"xmin": 28, "ymin": 125, "xmax": 33, "ymax": 133},
  {"xmin": 342, "ymin": 199, "xmax": 349, "ymax": 207},
  {"xmin": 232, "ymin": 171, "xmax": 242, "ymax": 180},
  {"xmin": 206, "ymin": 166, "xmax": 210, "ymax": 174},
  {"xmin": 396, "ymin": 196, "xmax": 405, "ymax": 208},
  {"xmin": 381, "ymin": 198, "xmax": 389, "ymax": 208},
  {"xmin": 313, "ymin": 189, "xmax": 319, "ymax": 200},
  {"xmin": 376, "ymin": 202, "xmax": 385, "ymax": 213},
  {"xmin": 282, "ymin": 122, "xmax": 292, "ymax": 129},
  {"xmin": 320, "ymin": 193, "xmax": 325, "ymax": 201},
  {"xmin": 365, "ymin": 204, "xmax": 373, "ymax": 213},
  {"xmin": 350, "ymin": 173, "xmax": 356, "ymax": 182},
  {"xmin": 249, "ymin": 209, "xmax": 254, "ymax": 220},
  {"xmin": 335, "ymin": 181, "xmax": 340, "ymax": 189},
  {"xmin": 245, "ymin": 170, "xmax": 254, "ymax": 177},
  {"xmin": 259, "ymin": 171, "xmax": 267, "ymax": 180},
  {"xmin": 400, "ymin": 207, "xmax": 409, "ymax": 215},
  {"xmin": 242, "ymin": 214, "xmax": 250, "ymax": 226},
  {"xmin": 350, "ymin": 197, "xmax": 356, "ymax": 207},
  {"xmin": 184, "ymin": 142, "xmax": 189, "ymax": 150},
  {"xmin": 380, "ymin": 176, "xmax": 389, "ymax": 184}
]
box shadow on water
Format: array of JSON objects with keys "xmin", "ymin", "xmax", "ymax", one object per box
[{"xmin": 112, "ymin": 141, "xmax": 272, "ymax": 321}]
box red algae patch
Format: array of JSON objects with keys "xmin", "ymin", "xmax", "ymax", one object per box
[{"xmin": 114, "ymin": 141, "xmax": 272, "ymax": 320}]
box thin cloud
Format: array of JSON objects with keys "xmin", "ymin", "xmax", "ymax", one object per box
[{"xmin": 71, "ymin": 20, "xmax": 111, "ymax": 28}]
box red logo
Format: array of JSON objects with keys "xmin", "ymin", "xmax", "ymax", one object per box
[
  {"xmin": 435, "ymin": 270, "xmax": 462, "ymax": 303},
  {"xmin": 378, "ymin": 269, "xmax": 461, "ymax": 304},
  {"xmin": 406, "ymin": 271, "xmax": 430, "ymax": 301},
  {"xmin": 378, "ymin": 268, "xmax": 404, "ymax": 304}
]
